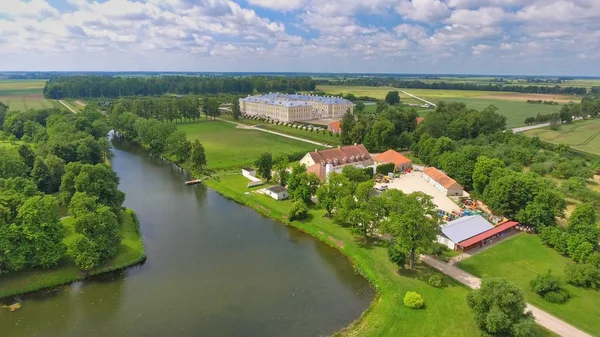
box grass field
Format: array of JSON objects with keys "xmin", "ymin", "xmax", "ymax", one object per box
[
  {"xmin": 523, "ymin": 118, "xmax": 600, "ymax": 156},
  {"xmin": 458, "ymin": 233, "xmax": 600, "ymax": 336},
  {"xmin": 220, "ymin": 115, "xmax": 342, "ymax": 145},
  {"xmin": 0, "ymin": 209, "xmax": 145, "ymax": 299},
  {"xmin": 0, "ymin": 79, "xmax": 53, "ymax": 112},
  {"xmin": 178, "ymin": 120, "xmax": 321, "ymax": 170}
]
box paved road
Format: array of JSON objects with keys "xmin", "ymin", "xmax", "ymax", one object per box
[
  {"xmin": 217, "ymin": 118, "xmax": 332, "ymax": 148},
  {"xmin": 400, "ymin": 90, "xmax": 437, "ymax": 107},
  {"xmin": 421, "ymin": 255, "xmax": 592, "ymax": 337},
  {"xmin": 58, "ymin": 100, "xmax": 77, "ymax": 114},
  {"xmin": 512, "ymin": 117, "xmax": 586, "ymax": 133}
]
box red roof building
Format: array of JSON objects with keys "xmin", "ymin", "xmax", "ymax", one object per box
[
  {"xmin": 373, "ymin": 149, "xmax": 412, "ymax": 171},
  {"xmin": 328, "ymin": 121, "xmax": 341, "ymax": 134},
  {"xmin": 422, "ymin": 167, "xmax": 463, "ymax": 196},
  {"xmin": 457, "ymin": 221, "xmax": 520, "ymax": 251},
  {"xmin": 416, "ymin": 117, "xmax": 424, "ymax": 125}
]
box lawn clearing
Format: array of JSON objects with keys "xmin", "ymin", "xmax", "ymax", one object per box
[
  {"xmin": 457, "ymin": 233, "xmax": 600, "ymax": 336},
  {"xmin": 204, "ymin": 174, "xmax": 479, "ymax": 337},
  {"xmin": 0, "ymin": 209, "xmax": 145, "ymax": 299},
  {"xmin": 523, "ymin": 118, "xmax": 600, "ymax": 156},
  {"xmin": 178, "ymin": 120, "xmax": 322, "ymax": 170}
]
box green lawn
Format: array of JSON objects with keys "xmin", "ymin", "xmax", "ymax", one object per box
[
  {"xmin": 220, "ymin": 115, "xmax": 342, "ymax": 146},
  {"xmin": 458, "ymin": 233, "xmax": 600, "ymax": 336},
  {"xmin": 444, "ymin": 97, "xmax": 564, "ymax": 128},
  {"xmin": 0, "ymin": 209, "xmax": 145, "ymax": 299},
  {"xmin": 178, "ymin": 120, "xmax": 321, "ymax": 170},
  {"xmin": 523, "ymin": 118, "xmax": 600, "ymax": 156}
]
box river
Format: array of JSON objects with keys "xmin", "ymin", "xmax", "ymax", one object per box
[{"xmin": 0, "ymin": 140, "xmax": 373, "ymax": 337}]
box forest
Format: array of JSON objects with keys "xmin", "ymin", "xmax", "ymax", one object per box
[
  {"xmin": 43, "ymin": 75, "xmax": 316, "ymax": 99},
  {"xmin": 0, "ymin": 105, "xmax": 128, "ymax": 272},
  {"xmin": 317, "ymin": 78, "xmax": 588, "ymax": 95}
]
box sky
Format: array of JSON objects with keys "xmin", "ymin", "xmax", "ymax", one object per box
[{"xmin": 0, "ymin": 0, "xmax": 599, "ymax": 75}]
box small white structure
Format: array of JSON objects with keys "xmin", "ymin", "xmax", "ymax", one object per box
[
  {"xmin": 265, "ymin": 185, "xmax": 289, "ymax": 200},
  {"xmin": 437, "ymin": 215, "xmax": 494, "ymax": 250},
  {"xmin": 242, "ymin": 168, "xmax": 256, "ymax": 179},
  {"xmin": 422, "ymin": 167, "xmax": 463, "ymax": 196}
]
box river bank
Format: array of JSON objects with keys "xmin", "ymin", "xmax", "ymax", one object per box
[{"xmin": 0, "ymin": 209, "xmax": 146, "ymax": 299}]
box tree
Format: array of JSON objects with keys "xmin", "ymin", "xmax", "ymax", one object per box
[
  {"xmin": 340, "ymin": 111, "xmax": 355, "ymax": 145},
  {"xmin": 355, "ymin": 101, "xmax": 365, "ymax": 113},
  {"xmin": 559, "ymin": 105, "xmax": 572, "ymax": 123},
  {"xmin": 232, "ymin": 99, "xmax": 241, "ymax": 120},
  {"xmin": 0, "ymin": 147, "xmax": 28, "ymax": 179},
  {"xmin": 385, "ymin": 91, "xmax": 400, "ymax": 105},
  {"xmin": 380, "ymin": 191, "xmax": 439, "ymax": 269},
  {"xmin": 364, "ymin": 119, "xmax": 395, "ymax": 151},
  {"xmin": 388, "ymin": 240, "xmax": 406, "ymax": 271},
  {"xmin": 288, "ymin": 200, "xmax": 309, "ymax": 221},
  {"xmin": 472, "ymin": 156, "xmax": 506, "ymax": 195},
  {"xmin": 530, "ymin": 270, "xmax": 569, "ymax": 303},
  {"xmin": 272, "ymin": 155, "xmax": 289, "ymax": 186},
  {"xmin": 255, "ymin": 152, "xmax": 273, "ymax": 181},
  {"xmin": 17, "ymin": 144, "xmax": 36, "ymax": 171},
  {"xmin": 376, "ymin": 100, "xmax": 388, "ymax": 113},
  {"xmin": 565, "ymin": 263, "xmax": 600, "ymax": 288},
  {"xmin": 15, "ymin": 195, "xmax": 66, "ymax": 268},
  {"xmin": 166, "ymin": 130, "xmax": 191, "ymax": 162},
  {"xmin": 69, "ymin": 235, "xmax": 101, "ymax": 270},
  {"xmin": 483, "ymin": 172, "xmax": 545, "ymax": 219},
  {"xmin": 467, "ymin": 278, "xmax": 537, "ymax": 337},
  {"xmin": 315, "ymin": 172, "xmax": 353, "ymax": 217},
  {"xmin": 45, "ymin": 155, "xmax": 66, "ymax": 194},
  {"xmin": 441, "ymin": 152, "xmax": 475, "ymax": 188},
  {"xmin": 190, "ymin": 139, "xmax": 207, "ymax": 171},
  {"xmin": 567, "ymin": 203, "xmax": 599, "ymax": 243},
  {"xmin": 31, "ymin": 156, "xmax": 51, "ymax": 193},
  {"xmin": 289, "ymin": 172, "xmax": 320, "ymax": 204},
  {"xmin": 341, "ymin": 165, "xmax": 370, "ymax": 183},
  {"xmin": 73, "ymin": 164, "xmax": 125, "ymax": 213},
  {"xmin": 68, "ymin": 192, "xmax": 99, "ymax": 218},
  {"xmin": 516, "ymin": 189, "xmax": 566, "ymax": 229}
]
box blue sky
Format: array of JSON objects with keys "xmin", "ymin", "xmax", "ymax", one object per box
[{"xmin": 0, "ymin": 0, "xmax": 599, "ymax": 75}]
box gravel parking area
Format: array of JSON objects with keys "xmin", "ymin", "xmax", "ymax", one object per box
[{"xmin": 375, "ymin": 172, "xmax": 460, "ymax": 213}]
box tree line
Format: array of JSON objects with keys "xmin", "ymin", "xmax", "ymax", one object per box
[
  {"xmin": 43, "ymin": 75, "xmax": 316, "ymax": 99},
  {"xmin": 524, "ymin": 96, "xmax": 600, "ymax": 125},
  {"xmin": 318, "ymin": 78, "xmax": 589, "ymax": 95},
  {"xmin": 0, "ymin": 107, "xmax": 127, "ymax": 272}
]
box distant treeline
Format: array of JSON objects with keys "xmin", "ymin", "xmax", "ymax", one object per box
[
  {"xmin": 526, "ymin": 100, "xmax": 560, "ymax": 105},
  {"xmin": 523, "ymin": 96, "xmax": 600, "ymax": 125},
  {"xmin": 318, "ymin": 78, "xmax": 588, "ymax": 95},
  {"xmin": 43, "ymin": 76, "xmax": 316, "ymax": 99}
]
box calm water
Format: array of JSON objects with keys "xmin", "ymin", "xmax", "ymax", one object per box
[{"xmin": 0, "ymin": 140, "xmax": 373, "ymax": 337}]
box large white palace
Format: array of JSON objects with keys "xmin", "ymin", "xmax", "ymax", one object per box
[{"xmin": 239, "ymin": 93, "xmax": 354, "ymax": 122}]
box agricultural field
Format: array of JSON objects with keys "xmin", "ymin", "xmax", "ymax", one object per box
[
  {"xmin": 523, "ymin": 118, "xmax": 600, "ymax": 156},
  {"xmin": 0, "ymin": 79, "xmax": 54, "ymax": 111},
  {"xmin": 458, "ymin": 233, "xmax": 600, "ymax": 336},
  {"xmin": 178, "ymin": 120, "xmax": 321, "ymax": 170}
]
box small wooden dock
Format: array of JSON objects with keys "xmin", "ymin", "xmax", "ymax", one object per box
[{"xmin": 185, "ymin": 179, "xmax": 202, "ymax": 185}]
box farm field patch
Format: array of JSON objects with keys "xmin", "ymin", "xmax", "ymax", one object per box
[
  {"xmin": 523, "ymin": 118, "xmax": 600, "ymax": 156},
  {"xmin": 317, "ymin": 85, "xmax": 423, "ymax": 104},
  {"xmin": 0, "ymin": 79, "xmax": 53, "ymax": 112}
]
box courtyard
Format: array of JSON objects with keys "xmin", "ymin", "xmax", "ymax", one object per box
[{"xmin": 375, "ymin": 171, "xmax": 461, "ymax": 213}]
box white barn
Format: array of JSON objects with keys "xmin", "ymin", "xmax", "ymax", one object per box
[{"xmin": 265, "ymin": 185, "xmax": 289, "ymax": 200}]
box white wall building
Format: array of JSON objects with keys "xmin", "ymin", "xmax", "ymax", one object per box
[
  {"xmin": 265, "ymin": 185, "xmax": 289, "ymax": 200},
  {"xmin": 422, "ymin": 167, "xmax": 463, "ymax": 196},
  {"xmin": 301, "ymin": 144, "xmax": 373, "ymax": 181},
  {"xmin": 240, "ymin": 93, "xmax": 354, "ymax": 122}
]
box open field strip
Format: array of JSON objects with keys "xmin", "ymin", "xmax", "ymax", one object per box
[
  {"xmin": 316, "ymin": 85, "xmax": 423, "ymax": 104},
  {"xmin": 523, "ymin": 118, "xmax": 600, "ymax": 156},
  {"xmin": 458, "ymin": 233, "xmax": 600, "ymax": 336},
  {"xmin": 0, "ymin": 79, "xmax": 52, "ymax": 112}
]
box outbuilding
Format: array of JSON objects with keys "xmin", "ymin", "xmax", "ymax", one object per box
[
  {"xmin": 437, "ymin": 215, "xmax": 519, "ymax": 251},
  {"xmin": 265, "ymin": 185, "xmax": 289, "ymax": 200},
  {"xmin": 242, "ymin": 167, "xmax": 256, "ymax": 179},
  {"xmin": 422, "ymin": 167, "xmax": 463, "ymax": 196},
  {"xmin": 373, "ymin": 149, "xmax": 412, "ymax": 171}
]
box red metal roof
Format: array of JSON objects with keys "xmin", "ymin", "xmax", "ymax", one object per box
[{"xmin": 458, "ymin": 221, "xmax": 519, "ymax": 248}]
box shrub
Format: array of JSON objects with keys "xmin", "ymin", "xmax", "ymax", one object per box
[
  {"xmin": 376, "ymin": 162, "xmax": 395, "ymax": 175},
  {"xmin": 428, "ymin": 242, "xmax": 449, "ymax": 256},
  {"xmin": 288, "ymin": 200, "xmax": 309, "ymax": 221},
  {"xmin": 403, "ymin": 291, "xmax": 424, "ymax": 309},
  {"xmin": 530, "ymin": 270, "xmax": 569, "ymax": 304},
  {"xmin": 565, "ymin": 263, "xmax": 600, "ymax": 288},
  {"xmin": 544, "ymin": 290, "xmax": 570, "ymax": 304},
  {"xmin": 428, "ymin": 274, "xmax": 443, "ymax": 288}
]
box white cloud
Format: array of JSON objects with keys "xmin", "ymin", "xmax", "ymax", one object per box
[
  {"xmin": 396, "ymin": 0, "xmax": 450, "ymax": 22},
  {"xmin": 447, "ymin": 7, "xmax": 512, "ymax": 26},
  {"xmin": 247, "ymin": 0, "xmax": 308, "ymax": 11}
]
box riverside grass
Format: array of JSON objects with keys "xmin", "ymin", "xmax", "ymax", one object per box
[
  {"xmin": 0, "ymin": 209, "xmax": 146, "ymax": 299},
  {"xmin": 458, "ymin": 233, "xmax": 600, "ymax": 336}
]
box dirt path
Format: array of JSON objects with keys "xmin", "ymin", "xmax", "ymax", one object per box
[
  {"xmin": 74, "ymin": 100, "xmax": 86, "ymax": 107},
  {"xmin": 58, "ymin": 100, "xmax": 77, "ymax": 114},
  {"xmin": 399, "ymin": 90, "xmax": 437, "ymax": 107},
  {"xmin": 420, "ymin": 255, "xmax": 592, "ymax": 337},
  {"xmin": 217, "ymin": 118, "xmax": 332, "ymax": 148},
  {"xmin": 512, "ymin": 117, "xmax": 585, "ymax": 133}
]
